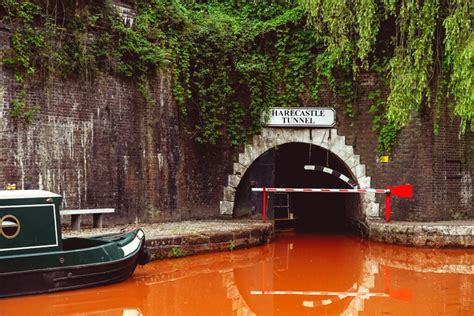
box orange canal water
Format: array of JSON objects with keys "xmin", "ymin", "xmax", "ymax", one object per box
[{"xmin": 1, "ymin": 233, "xmax": 473, "ymax": 316}]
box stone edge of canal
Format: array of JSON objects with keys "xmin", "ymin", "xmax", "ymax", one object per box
[
  {"xmin": 367, "ymin": 220, "xmax": 474, "ymax": 248},
  {"xmin": 144, "ymin": 223, "xmax": 274, "ymax": 261},
  {"xmin": 146, "ymin": 220, "xmax": 473, "ymax": 261},
  {"xmin": 63, "ymin": 219, "xmax": 473, "ymax": 262}
]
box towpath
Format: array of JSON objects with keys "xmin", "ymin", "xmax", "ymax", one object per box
[{"xmin": 63, "ymin": 219, "xmax": 274, "ymax": 260}]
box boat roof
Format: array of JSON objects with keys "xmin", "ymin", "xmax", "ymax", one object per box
[{"xmin": 0, "ymin": 190, "xmax": 61, "ymax": 200}]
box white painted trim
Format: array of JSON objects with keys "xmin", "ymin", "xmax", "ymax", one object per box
[
  {"xmin": 0, "ymin": 242, "xmax": 60, "ymax": 252},
  {"xmin": 0, "ymin": 190, "xmax": 61, "ymax": 199},
  {"xmin": 0, "ymin": 204, "xmax": 59, "ymax": 252},
  {"xmin": 121, "ymin": 230, "xmax": 143, "ymax": 257},
  {"xmin": 340, "ymin": 174, "xmax": 351, "ymax": 183},
  {"xmin": 322, "ymin": 167, "xmax": 333, "ymax": 174}
]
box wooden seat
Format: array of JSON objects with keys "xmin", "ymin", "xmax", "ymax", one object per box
[{"xmin": 60, "ymin": 208, "xmax": 115, "ymax": 230}]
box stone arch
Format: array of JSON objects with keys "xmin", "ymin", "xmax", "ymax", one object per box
[{"xmin": 220, "ymin": 128, "xmax": 380, "ymax": 220}]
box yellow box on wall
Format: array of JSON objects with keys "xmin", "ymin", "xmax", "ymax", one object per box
[{"xmin": 5, "ymin": 184, "xmax": 16, "ymax": 190}]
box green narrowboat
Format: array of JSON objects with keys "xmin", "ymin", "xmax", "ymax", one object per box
[{"xmin": 0, "ymin": 190, "xmax": 149, "ymax": 298}]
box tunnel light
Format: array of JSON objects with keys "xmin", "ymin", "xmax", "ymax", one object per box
[{"xmin": 304, "ymin": 165, "xmax": 315, "ymax": 170}]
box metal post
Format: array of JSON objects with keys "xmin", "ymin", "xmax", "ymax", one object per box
[
  {"xmin": 262, "ymin": 187, "xmax": 267, "ymax": 223},
  {"xmin": 385, "ymin": 192, "xmax": 391, "ymax": 223}
]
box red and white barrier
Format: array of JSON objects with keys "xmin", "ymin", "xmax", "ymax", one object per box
[
  {"xmin": 252, "ymin": 188, "xmax": 388, "ymax": 194},
  {"xmin": 252, "ymin": 184, "xmax": 413, "ymax": 223}
]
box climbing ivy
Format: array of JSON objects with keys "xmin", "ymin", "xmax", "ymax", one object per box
[
  {"xmin": 443, "ymin": 0, "xmax": 473, "ymax": 135},
  {"xmin": 1, "ymin": 0, "xmax": 473, "ymax": 154},
  {"xmin": 302, "ymin": 0, "xmax": 473, "ymax": 154}
]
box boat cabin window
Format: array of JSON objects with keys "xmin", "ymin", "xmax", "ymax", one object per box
[{"xmin": 1, "ymin": 215, "xmax": 20, "ymax": 239}]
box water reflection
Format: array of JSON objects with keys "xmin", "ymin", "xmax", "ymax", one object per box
[{"xmin": 0, "ymin": 233, "xmax": 472, "ymax": 315}]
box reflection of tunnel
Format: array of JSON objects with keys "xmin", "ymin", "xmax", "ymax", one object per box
[
  {"xmin": 234, "ymin": 142, "xmax": 361, "ymax": 233},
  {"xmin": 233, "ymin": 234, "xmax": 366, "ymax": 315}
]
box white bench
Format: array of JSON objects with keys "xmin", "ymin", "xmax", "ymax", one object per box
[{"xmin": 61, "ymin": 208, "xmax": 115, "ymax": 230}]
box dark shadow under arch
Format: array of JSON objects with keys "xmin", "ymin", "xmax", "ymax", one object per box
[{"xmin": 234, "ymin": 142, "xmax": 362, "ymax": 233}]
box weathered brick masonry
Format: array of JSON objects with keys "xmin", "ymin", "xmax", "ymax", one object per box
[
  {"xmin": 0, "ymin": 25, "xmax": 472, "ymax": 223},
  {"xmin": 0, "ymin": 23, "xmax": 182, "ymax": 224},
  {"xmin": 330, "ymin": 73, "xmax": 473, "ymax": 221}
]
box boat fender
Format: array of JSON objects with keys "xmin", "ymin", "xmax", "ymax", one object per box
[{"xmin": 137, "ymin": 246, "xmax": 151, "ymax": 265}]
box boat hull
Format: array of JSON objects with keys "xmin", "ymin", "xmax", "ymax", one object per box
[{"xmin": 0, "ymin": 229, "xmax": 149, "ymax": 298}]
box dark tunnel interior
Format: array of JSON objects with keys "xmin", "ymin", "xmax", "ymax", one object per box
[
  {"xmin": 274, "ymin": 143, "xmax": 360, "ymax": 233},
  {"xmin": 234, "ymin": 142, "xmax": 361, "ymax": 233}
]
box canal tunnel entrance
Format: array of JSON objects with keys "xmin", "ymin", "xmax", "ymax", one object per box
[
  {"xmin": 275, "ymin": 143, "xmax": 360, "ymax": 233},
  {"xmin": 233, "ymin": 142, "xmax": 361, "ymax": 233}
]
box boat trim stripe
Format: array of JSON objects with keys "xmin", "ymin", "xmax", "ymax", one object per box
[{"xmin": 121, "ymin": 230, "xmax": 144, "ymax": 257}]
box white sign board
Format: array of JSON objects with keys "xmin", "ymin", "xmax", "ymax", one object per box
[{"xmin": 262, "ymin": 107, "xmax": 335, "ymax": 127}]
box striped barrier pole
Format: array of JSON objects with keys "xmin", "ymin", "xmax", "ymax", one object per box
[
  {"xmin": 252, "ymin": 188, "xmax": 389, "ymax": 194},
  {"xmin": 250, "ymin": 289, "xmax": 412, "ymax": 301},
  {"xmin": 252, "ymin": 184, "xmax": 413, "ymax": 223}
]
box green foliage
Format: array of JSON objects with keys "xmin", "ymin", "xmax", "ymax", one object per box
[
  {"xmin": 174, "ymin": 2, "xmax": 327, "ymax": 145},
  {"xmin": 2, "ymin": 1, "xmax": 46, "ymax": 81},
  {"xmin": 9, "ymin": 88, "xmax": 39, "ymax": 122},
  {"xmin": 1, "ymin": 0, "xmax": 173, "ymax": 110},
  {"xmin": 168, "ymin": 246, "xmax": 185, "ymax": 257},
  {"xmin": 302, "ymin": 0, "xmax": 473, "ymax": 154},
  {"xmin": 1, "ymin": 0, "xmax": 473, "ymax": 153},
  {"xmin": 385, "ymin": 0, "xmax": 438, "ymax": 130},
  {"xmin": 443, "ymin": 0, "xmax": 474, "ymax": 134},
  {"xmin": 449, "ymin": 208, "xmax": 469, "ymax": 220}
]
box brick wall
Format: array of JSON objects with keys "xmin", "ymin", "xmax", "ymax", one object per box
[
  {"xmin": 0, "ymin": 26, "xmax": 181, "ymax": 224},
  {"xmin": 331, "ymin": 74, "xmax": 473, "ymax": 221},
  {"xmin": 432, "ymin": 106, "xmax": 474, "ymax": 220},
  {"xmin": 0, "ymin": 26, "xmax": 472, "ymax": 223},
  {"xmin": 176, "ymin": 131, "xmax": 234, "ymax": 219}
]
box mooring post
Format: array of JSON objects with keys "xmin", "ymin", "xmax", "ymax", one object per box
[{"xmin": 262, "ymin": 187, "xmax": 267, "ymax": 223}]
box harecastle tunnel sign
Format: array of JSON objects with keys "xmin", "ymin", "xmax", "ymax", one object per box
[{"xmin": 263, "ymin": 107, "xmax": 336, "ymax": 128}]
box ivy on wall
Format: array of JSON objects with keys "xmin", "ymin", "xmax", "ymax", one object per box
[
  {"xmin": 1, "ymin": 0, "xmax": 472, "ymax": 154},
  {"xmin": 302, "ymin": 0, "xmax": 473, "ymax": 153}
]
